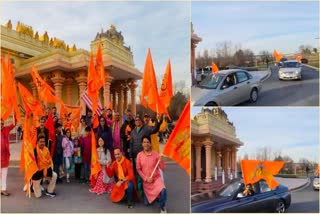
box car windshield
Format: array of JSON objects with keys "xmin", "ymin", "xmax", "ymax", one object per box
[
  {"xmin": 283, "ymin": 62, "xmax": 300, "ymax": 68},
  {"xmin": 198, "ymin": 73, "xmax": 225, "ymax": 89},
  {"xmin": 216, "ymin": 180, "xmax": 242, "ymax": 197}
]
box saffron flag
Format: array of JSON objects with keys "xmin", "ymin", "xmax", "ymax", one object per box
[
  {"xmin": 60, "ymin": 104, "xmax": 81, "ymax": 131},
  {"xmin": 241, "ymin": 160, "xmax": 285, "ymax": 189},
  {"xmin": 87, "ymin": 53, "xmax": 103, "ymax": 114},
  {"xmin": 162, "ymin": 101, "xmax": 190, "ymax": 175},
  {"xmin": 90, "ymin": 130, "xmax": 101, "ymax": 184},
  {"xmin": 273, "ymin": 50, "xmax": 283, "ymax": 63},
  {"xmin": 296, "ymin": 54, "xmax": 302, "ymax": 62},
  {"xmin": 30, "ymin": 65, "xmax": 63, "ymax": 104},
  {"xmin": 22, "ymin": 113, "xmax": 39, "ymax": 197},
  {"xmin": 315, "ymin": 164, "xmax": 320, "ymax": 176},
  {"xmin": 96, "ymin": 43, "xmax": 105, "ymax": 86},
  {"xmin": 140, "ymin": 49, "xmax": 166, "ymax": 114},
  {"xmin": 17, "ymin": 82, "xmax": 44, "ymax": 116},
  {"xmin": 212, "ymin": 62, "xmax": 219, "ymax": 74},
  {"xmin": 159, "ymin": 59, "xmax": 173, "ymax": 108},
  {"xmin": 45, "ymin": 112, "xmax": 56, "ymax": 158}
]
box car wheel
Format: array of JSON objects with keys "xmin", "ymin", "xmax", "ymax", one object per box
[
  {"xmin": 205, "ymin": 102, "xmax": 217, "ymax": 106},
  {"xmin": 249, "ymin": 88, "xmax": 258, "ymax": 103},
  {"xmin": 275, "ymin": 200, "xmax": 285, "ymax": 213}
]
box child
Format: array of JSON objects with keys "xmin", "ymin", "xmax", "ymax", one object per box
[
  {"xmin": 62, "ymin": 128, "xmax": 74, "ymax": 183},
  {"xmin": 73, "ymin": 137, "xmax": 82, "ymax": 181},
  {"xmin": 80, "ymin": 126, "xmax": 92, "ymax": 184},
  {"xmin": 89, "ymin": 137, "xmax": 114, "ymax": 195}
]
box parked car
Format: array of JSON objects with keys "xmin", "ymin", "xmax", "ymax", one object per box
[
  {"xmin": 192, "ymin": 178, "xmax": 291, "ymax": 213},
  {"xmin": 192, "ymin": 69, "xmax": 262, "ymax": 106},
  {"xmin": 300, "ymin": 58, "xmax": 308, "ymax": 64},
  {"xmin": 278, "ymin": 60, "xmax": 302, "ymax": 80},
  {"xmin": 313, "ymin": 175, "xmax": 319, "ymax": 190}
]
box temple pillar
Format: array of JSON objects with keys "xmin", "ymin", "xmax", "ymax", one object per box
[
  {"xmin": 116, "ymin": 83, "xmax": 124, "ymax": 116},
  {"xmin": 217, "ymin": 151, "xmax": 222, "ymax": 175},
  {"xmin": 129, "ymin": 80, "xmax": 138, "ymax": 115},
  {"xmin": 75, "ymin": 71, "xmax": 87, "ymax": 116},
  {"xmin": 51, "ymin": 70, "xmax": 65, "ymax": 109},
  {"xmin": 123, "ymin": 84, "xmax": 128, "ymax": 115},
  {"xmin": 194, "ymin": 143, "xmax": 202, "ymax": 182},
  {"xmin": 204, "ymin": 140, "xmax": 213, "ymax": 183},
  {"xmin": 111, "ymin": 88, "xmax": 116, "ymax": 112},
  {"xmin": 65, "ymin": 77, "xmax": 73, "ymax": 105},
  {"xmin": 103, "ymin": 72, "xmax": 113, "ymax": 109}
]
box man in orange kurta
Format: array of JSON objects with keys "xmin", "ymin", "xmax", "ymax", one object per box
[
  {"xmin": 106, "ymin": 148, "xmax": 136, "ymax": 208},
  {"xmin": 136, "ymin": 135, "xmax": 167, "ymax": 213}
]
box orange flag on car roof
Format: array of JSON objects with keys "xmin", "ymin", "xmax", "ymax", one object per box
[
  {"xmin": 159, "ymin": 59, "xmax": 173, "ymax": 108},
  {"xmin": 140, "ymin": 48, "xmax": 167, "ymax": 114},
  {"xmin": 162, "ymin": 101, "xmax": 190, "ymax": 176},
  {"xmin": 296, "ymin": 54, "xmax": 302, "ymax": 62},
  {"xmin": 96, "ymin": 43, "xmax": 105, "ymax": 86},
  {"xmin": 212, "ymin": 62, "xmax": 219, "ymax": 74},
  {"xmin": 241, "ymin": 160, "xmax": 285, "ymax": 189},
  {"xmin": 90, "ymin": 130, "xmax": 101, "ymax": 185},
  {"xmin": 273, "ymin": 49, "xmax": 283, "ymax": 63}
]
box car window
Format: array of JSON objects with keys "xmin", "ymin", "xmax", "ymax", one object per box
[
  {"xmin": 283, "ymin": 62, "xmax": 299, "ymax": 68},
  {"xmin": 236, "ymin": 71, "xmax": 249, "ymax": 83},
  {"xmin": 259, "ymin": 180, "xmax": 271, "ymax": 193},
  {"xmin": 198, "ymin": 73, "xmax": 225, "ymax": 89},
  {"xmin": 217, "ymin": 180, "xmax": 242, "ymax": 197}
]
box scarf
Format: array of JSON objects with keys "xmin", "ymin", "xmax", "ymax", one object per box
[
  {"xmin": 36, "ymin": 145, "xmax": 53, "ymax": 177},
  {"xmin": 113, "ymin": 121, "xmax": 120, "ymax": 148},
  {"xmin": 116, "ymin": 156, "xmax": 125, "ymax": 180}
]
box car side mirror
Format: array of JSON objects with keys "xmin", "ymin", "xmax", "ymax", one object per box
[{"xmin": 237, "ymin": 193, "xmax": 245, "ymax": 198}]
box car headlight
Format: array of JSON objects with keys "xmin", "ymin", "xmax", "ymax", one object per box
[{"xmin": 295, "ymin": 71, "xmax": 299, "ymax": 74}]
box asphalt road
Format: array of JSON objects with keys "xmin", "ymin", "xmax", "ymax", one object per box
[
  {"xmin": 1, "ymin": 163, "xmax": 190, "ymax": 213},
  {"xmin": 243, "ymin": 65, "xmax": 319, "ymax": 106},
  {"xmin": 287, "ymin": 176, "xmax": 319, "ymax": 213}
]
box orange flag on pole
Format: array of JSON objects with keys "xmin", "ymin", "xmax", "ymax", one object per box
[
  {"xmin": 22, "ymin": 113, "xmax": 39, "ymax": 197},
  {"xmin": 140, "ymin": 49, "xmax": 167, "ymax": 114},
  {"xmin": 212, "ymin": 62, "xmax": 219, "ymax": 74},
  {"xmin": 30, "ymin": 65, "xmax": 64, "ymax": 104},
  {"xmin": 87, "ymin": 53, "xmax": 103, "ymax": 114},
  {"xmin": 96, "ymin": 43, "xmax": 105, "ymax": 86},
  {"xmin": 273, "ymin": 50, "xmax": 283, "ymax": 63},
  {"xmin": 159, "ymin": 59, "xmax": 173, "ymax": 109},
  {"xmin": 60, "ymin": 104, "xmax": 81, "ymax": 131},
  {"xmin": 241, "ymin": 160, "xmax": 285, "ymax": 189},
  {"xmin": 296, "ymin": 54, "xmax": 302, "ymax": 62},
  {"xmin": 90, "ymin": 130, "xmax": 101, "ymax": 185},
  {"xmin": 17, "ymin": 82, "xmax": 44, "ymax": 116},
  {"xmin": 162, "ymin": 101, "xmax": 190, "ymax": 175}
]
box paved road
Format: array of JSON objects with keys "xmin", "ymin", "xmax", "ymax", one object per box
[
  {"xmin": 287, "ymin": 176, "xmax": 319, "ymax": 213},
  {"xmin": 243, "ymin": 65, "xmax": 319, "ymax": 106},
  {"xmin": 1, "ymin": 164, "xmax": 190, "ymax": 213}
]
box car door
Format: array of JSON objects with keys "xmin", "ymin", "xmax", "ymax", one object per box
[
  {"xmin": 218, "ymin": 73, "xmax": 242, "ymax": 106},
  {"xmin": 235, "ymin": 71, "xmax": 251, "ymax": 103},
  {"xmin": 254, "ymin": 180, "xmax": 277, "ymax": 212},
  {"xmin": 225, "ymin": 195, "xmax": 256, "ymax": 213}
]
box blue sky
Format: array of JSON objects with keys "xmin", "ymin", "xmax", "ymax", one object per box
[
  {"xmin": 192, "ymin": 107, "xmax": 319, "ymax": 163},
  {"xmin": 192, "ymin": 1, "xmax": 319, "ymax": 55},
  {"xmin": 2, "ymin": 1, "xmax": 191, "ymax": 87}
]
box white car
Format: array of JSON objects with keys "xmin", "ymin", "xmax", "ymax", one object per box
[
  {"xmin": 313, "ymin": 176, "xmax": 319, "ymax": 190},
  {"xmin": 278, "ymin": 60, "xmax": 302, "ymax": 80}
]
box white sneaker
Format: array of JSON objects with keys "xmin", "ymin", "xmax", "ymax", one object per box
[
  {"xmin": 40, "ymin": 185, "xmax": 44, "ymax": 191},
  {"xmin": 23, "ymin": 184, "xmax": 27, "ymax": 192},
  {"xmin": 160, "ymin": 207, "xmax": 167, "ymax": 213}
]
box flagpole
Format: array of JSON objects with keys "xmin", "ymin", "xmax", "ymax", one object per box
[{"xmin": 150, "ymin": 157, "xmax": 161, "ymax": 178}]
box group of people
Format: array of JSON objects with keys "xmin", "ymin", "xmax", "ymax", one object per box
[{"xmin": 1, "ymin": 107, "xmax": 170, "ymax": 213}]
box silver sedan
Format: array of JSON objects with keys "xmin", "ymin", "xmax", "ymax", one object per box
[
  {"xmin": 191, "ymin": 69, "xmax": 262, "ymax": 106},
  {"xmin": 278, "ymin": 60, "xmax": 302, "ymax": 80}
]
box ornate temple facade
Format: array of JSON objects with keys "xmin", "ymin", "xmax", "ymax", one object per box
[
  {"xmin": 191, "ymin": 107, "xmax": 244, "ymax": 192},
  {"xmin": 1, "ymin": 20, "xmax": 142, "ymax": 116},
  {"xmin": 191, "ymin": 23, "xmax": 202, "ymax": 85}
]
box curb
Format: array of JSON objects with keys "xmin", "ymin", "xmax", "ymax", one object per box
[
  {"xmin": 289, "ymin": 177, "xmax": 310, "ymax": 192},
  {"xmin": 303, "ymin": 64, "xmax": 319, "ymax": 71}
]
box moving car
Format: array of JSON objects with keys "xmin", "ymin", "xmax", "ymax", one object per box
[
  {"xmin": 192, "ymin": 69, "xmax": 262, "ymax": 106},
  {"xmin": 300, "ymin": 58, "xmax": 308, "ymax": 64},
  {"xmin": 192, "ymin": 178, "xmax": 291, "ymax": 213},
  {"xmin": 279, "ymin": 57, "xmax": 288, "ymax": 67},
  {"xmin": 313, "ymin": 175, "xmax": 319, "ymax": 190},
  {"xmin": 278, "ymin": 60, "xmax": 302, "ymax": 80}
]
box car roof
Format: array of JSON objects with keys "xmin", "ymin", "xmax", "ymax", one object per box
[
  {"xmin": 216, "ymin": 69, "xmax": 248, "ymax": 75},
  {"xmin": 283, "ymin": 60, "xmax": 299, "ymax": 63}
]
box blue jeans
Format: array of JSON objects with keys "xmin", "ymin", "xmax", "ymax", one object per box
[
  {"xmin": 53, "ymin": 153, "xmax": 63, "ymax": 178},
  {"xmin": 84, "ymin": 163, "xmax": 90, "ymax": 181},
  {"xmin": 144, "ymin": 188, "xmax": 167, "ymax": 209},
  {"xmin": 126, "ymin": 181, "xmax": 134, "ymax": 202}
]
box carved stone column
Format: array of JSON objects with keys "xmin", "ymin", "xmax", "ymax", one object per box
[
  {"xmin": 123, "ymin": 84, "xmax": 128, "ymax": 115},
  {"xmin": 51, "ymin": 70, "xmax": 65, "ymax": 109},
  {"xmin": 65, "ymin": 77, "xmax": 74, "ymax": 105},
  {"xmin": 116, "ymin": 82, "xmax": 123, "ymax": 116},
  {"xmin": 75, "ymin": 71, "xmax": 87, "ymax": 115},
  {"xmin": 226, "ymin": 147, "xmax": 230, "ymax": 171},
  {"xmin": 204, "ymin": 139, "xmax": 213, "ymax": 183},
  {"xmin": 129, "ymin": 81, "xmax": 138, "ymax": 115},
  {"xmin": 103, "ymin": 73, "xmax": 113, "ymax": 109},
  {"xmin": 29, "ymin": 81, "xmax": 38, "ymax": 99},
  {"xmin": 194, "ymin": 143, "xmax": 202, "ymax": 182},
  {"xmin": 217, "ymin": 151, "xmax": 222, "ymax": 176},
  {"xmin": 111, "ymin": 88, "xmax": 116, "ymax": 112}
]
